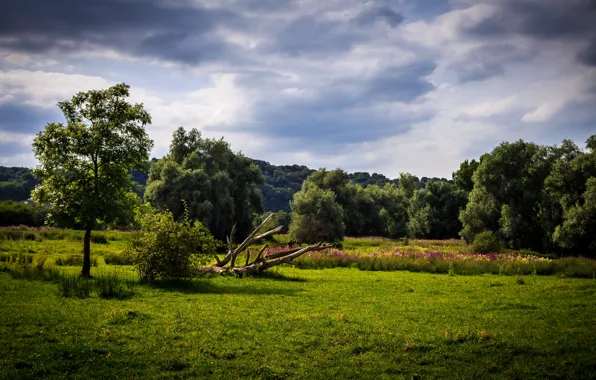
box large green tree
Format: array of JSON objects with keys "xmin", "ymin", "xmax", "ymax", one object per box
[
  {"xmin": 301, "ymin": 169, "xmax": 368, "ymax": 236},
  {"xmin": 546, "ymin": 136, "xmax": 596, "ymax": 255},
  {"xmin": 145, "ymin": 127, "xmax": 264, "ymax": 242},
  {"xmin": 459, "ymin": 139, "xmax": 578, "ymax": 251},
  {"xmin": 289, "ymin": 185, "xmax": 345, "ymax": 243},
  {"xmin": 32, "ymin": 83, "xmax": 153, "ymax": 277}
]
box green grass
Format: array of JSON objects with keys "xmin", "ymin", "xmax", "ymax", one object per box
[
  {"xmin": 1, "ymin": 229, "xmax": 596, "ymax": 378},
  {"xmin": 1, "ymin": 267, "xmax": 596, "ymax": 379}
]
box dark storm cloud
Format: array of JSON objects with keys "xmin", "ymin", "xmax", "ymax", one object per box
[
  {"xmin": 460, "ymin": 0, "xmax": 596, "ymax": 67},
  {"xmin": 354, "ymin": 5, "xmax": 404, "ymax": 27},
  {"xmin": 449, "ymin": 43, "xmax": 535, "ymax": 83},
  {"xmin": 268, "ymin": 16, "xmax": 362, "ymax": 56},
  {"xmin": 0, "ymin": 0, "xmax": 243, "ymax": 64},
  {"xmin": 463, "ymin": 0, "xmax": 596, "ymax": 39},
  {"xmin": 577, "ymin": 39, "xmax": 596, "ymax": 67},
  {"xmin": 365, "ymin": 62, "xmax": 436, "ymax": 102},
  {"xmin": 0, "ymin": 103, "xmax": 62, "ymax": 134}
]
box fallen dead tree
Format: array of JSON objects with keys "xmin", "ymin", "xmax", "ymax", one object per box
[{"xmin": 198, "ymin": 213, "xmax": 331, "ymax": 275}]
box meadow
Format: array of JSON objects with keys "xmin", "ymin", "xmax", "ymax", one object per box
[{"xmin": 1, "ymin": 228, "xmax": 596, "ymax": 379}]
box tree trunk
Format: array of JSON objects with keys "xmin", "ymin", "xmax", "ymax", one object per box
[
  {"xmin": 82, "ymin": 227, "xmax": 92, "ymax": 278},
  {"xmin": 200, "ymin": 213, "xmax": 331, "ymax": 275}
]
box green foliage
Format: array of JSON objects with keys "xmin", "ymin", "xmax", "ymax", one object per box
[
  {"xmin": 0, "ymin": 200, "xmax": 45, "ymax": 227},
  {"xmin": 453, "ymin": 159, "xmax": 480, "ymax": 193},
  {"xmin": 254, "ymin": 211, "xmax": 291, "ymax": 236},
  {"xmin": 472, "ymin": 231, "xmax": 502, "ymax": 253},
  {"xmin": 145, "ymin": 127, "xmax": 264, "ymax": 242},
  {"xmin": 252, "ymin": 160, "xmax": 314, "ymax": 212},
  {"xmin": 348, "ymin": 171, "xmax": 394, "ymax": 188},
  {"xmin": 126, "ymin": 210, "xmax": 219, "ymax": 282},
  {"xmin": 32, "ymin": 83, "xmax": 153, "ymax": 276},
  {"xmin": 289, "ymin": 186, "xmax": 345, "ymax": 244},
  {"xmin": 0, "ymin": 167, "xmax": 39, "ymax": 201},
  {"xmin": 365, "ymin": 183, "xmax": 409, "ymax": 238},
  {"xmin": 460, "ymin": 140, "xmax": 559, "ymax": 250},
  {"xmin": 546, "ymin": 137, "xmax": 596, "ymax": 256},
  {"xmin": 407, "ymin": 181, "xmax": 467, "ymax": 239}
]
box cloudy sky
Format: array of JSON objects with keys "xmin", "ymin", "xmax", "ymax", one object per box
[{"xmin": 1, "ymin": 0, "xmax": 595, "ymax": 178}]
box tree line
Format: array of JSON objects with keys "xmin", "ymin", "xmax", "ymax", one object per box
[{"xmin": 1, "ymin": 83, "xmax": 595, "ymax": 274}]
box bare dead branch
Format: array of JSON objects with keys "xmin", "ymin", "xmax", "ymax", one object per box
[{"xmin": 199, "ymin": 216, "xmax": 331, "ymax": 275}]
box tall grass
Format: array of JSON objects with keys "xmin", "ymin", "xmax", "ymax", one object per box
[
  {"xmin": 0, "ymin": 226, "xmax": 128, "ymax": 243},
  {"xmin": 103, "ymin": 252, "xmax": 134, "ymax": 265},
  {"xmin": 54, "ymin": 255, "xmax": 98, "ymax": 267},
  {"xmin": 2, "ymin": 264, "xmax": 132, "ymax": 299},
  {"xmin": 0, "ymin": 252, "xmax": 34, "ymax": 264},
  {"xmin": 292, "ymin": 248, "xmax": 596, "ymax": 278}
]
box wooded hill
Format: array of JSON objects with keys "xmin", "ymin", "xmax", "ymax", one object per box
[{"xmin": 0, "ymin": 161, "xmax": 450, "ymax": 213}]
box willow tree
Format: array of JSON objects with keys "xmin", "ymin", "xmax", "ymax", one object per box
[
  {"xmin": 32, "ymin": 83, "xmax": 153, "ymax": 277},
  {"xmin": 145, "ymin": 128, "xmax": 264, "ymax": 242}
]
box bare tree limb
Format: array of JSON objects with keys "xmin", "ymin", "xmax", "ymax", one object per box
[{"xmin": 197, "ymin": 217, "xmax": 331, "ymax": 276}]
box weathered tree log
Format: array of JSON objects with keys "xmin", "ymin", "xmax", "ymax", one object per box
[{"xmin": 198, "ymin": 213, "xmax": 331, "ymax": 275}]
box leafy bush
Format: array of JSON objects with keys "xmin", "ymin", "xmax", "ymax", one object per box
[
  {"xmin": 472, "ymin": 231, "xmax": 501, "ymax": 253},
  {"xmin": 125, "ymin": 210, "xmax": 219, "ymax": 283}
]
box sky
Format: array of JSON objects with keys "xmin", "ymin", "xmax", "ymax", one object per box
[{"xmin": 0, "ymin": 0, "xmax": 595, "ymax": 178}]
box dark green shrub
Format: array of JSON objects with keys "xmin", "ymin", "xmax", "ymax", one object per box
[
  {"xmin": 126, "ymin": 210, "xmax": 219, "ymax": 283},
  {"xmin": 472, "ymin": 231, "xmax": 502, "ymax": 253},
  {"xmin": 91, "ymin": 234, "xmax": 109, "ymax": 244}
]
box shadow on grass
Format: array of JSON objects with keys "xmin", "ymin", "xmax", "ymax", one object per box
[
  {"xmin": 245, "ymin": 270, "xmax": 307, "ymax": 282},
  {"xmin": 148, "ymin": 278, "xmax": 302, "ymax": 296}
]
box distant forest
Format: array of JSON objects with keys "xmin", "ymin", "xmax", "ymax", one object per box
[{"xmin": 0, "ymin": 160, "xmax": 451, "ymax": 213}]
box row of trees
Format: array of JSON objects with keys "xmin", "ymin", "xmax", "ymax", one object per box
[
  {"xmin": 287, "ymin": 169, "xmax": 468, "ymax": 243},
  {"xmin": 460, "ymin": 138, "xmax": 596, "ymax": 255},
  {"xmin": 0, "ymin": 167, "xmax": 39, "ymax": 201},
  {"xmin": 288, "ymin": 137, "xmax": 596, "ymax": 256},
  {"xmin": 20, "ymin": 83, "xmax": 596, "ymax": 277}
]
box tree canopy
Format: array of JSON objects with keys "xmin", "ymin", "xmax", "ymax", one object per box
[
  {"xmin": 32, "ymin": 83, "xmax": 153, "ymax": 276},
  {"xmin": 145, "ymin": 127, "xmax": 264, "ymax": 242}
]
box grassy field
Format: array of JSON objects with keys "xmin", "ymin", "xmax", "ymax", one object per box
[{"xmin": 1, "ymin": 229, "xmax": 596, "ymax": 378}]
